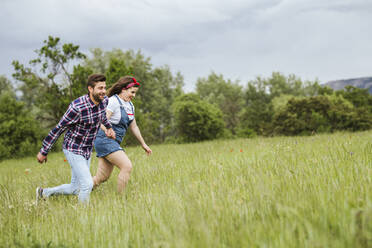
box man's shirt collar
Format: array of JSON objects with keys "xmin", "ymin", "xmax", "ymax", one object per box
[{"xmin": 86, "ymin": 94, "xmax": 96, "ymax": 108}]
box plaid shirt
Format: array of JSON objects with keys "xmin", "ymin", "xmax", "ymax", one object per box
[{"xmin": 40, "ymin": 94, "xmax": 112, "ymax": 159}]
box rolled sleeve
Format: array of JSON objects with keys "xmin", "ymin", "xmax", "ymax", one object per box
[
  {"xmin": 102, "ymin": 97, "xmax": 113, "ymax": 130},
  {"xmin": 102, "ymin": 115, "xmax": 112, "ymax": 130}
]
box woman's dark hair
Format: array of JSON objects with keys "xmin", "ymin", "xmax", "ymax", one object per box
[
  {"xmin": 107, "ymin": 76, "xmax": 139, "ymax": 97},
  {"xmin": 87, "ymin": 74, "xmax": 106, "ymax": 91}
]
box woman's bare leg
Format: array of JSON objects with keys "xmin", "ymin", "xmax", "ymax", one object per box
[
  {"xmin": 93, "ymin": 157, "xmax": 114, "ymax": 187},
  {"xmin": 105, "ymin": 150, "xmax": 133, "ymax": 193}
]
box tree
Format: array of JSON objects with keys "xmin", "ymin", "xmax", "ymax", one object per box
[
  {"xmin": 196, "ymin": 72, "xmax": 244, "ymax": 135},
  {"xmin": 12, "ymin": 36, "xmax": 87, "ymax": 127},
  {"xmin": 84, "ymin": 48, "xmax": 184, "ymax": 144},
  {"xmin": 257, "ymin": 72, "xmax": 319, "ymax": 98},
  {"xmin": 336, "ymin": 86, "xmax": 372, "ymax": 111},
  {"xmin": 239, "ymin": 81, "xmax": 274, "ymax": 135},
  {"xmin": 0, "ymin": 93, "xmax": 43, "ymax": 160},
  {"xmin": 273, "ymin": 95, "xmax": 372, "ymax": 135},
  {"xmin": 105, "ymin": 58, "xmax": 133, "ymax": 87},
  {"xmin": 172, "ymin": 93, "xmax": 225, "ymax": 142},
  {"xmin": 70, "ymin": 65, "xmax": 94, "ymax": 98},
  {"xmin": 0, "ymin": 76, "xmax": 14, "ymax": 96},
  {"xmin": 315, "ymin": 85, "xmax": 334, "ymax": 96},
  {"xmin": 239, "ymin": 73, "xmax": 323, "ymax": 136}
]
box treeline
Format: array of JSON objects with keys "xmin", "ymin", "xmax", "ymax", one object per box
[{"xmin": 0, "ymin": 36, "xmax": 371, "ymax": 160}]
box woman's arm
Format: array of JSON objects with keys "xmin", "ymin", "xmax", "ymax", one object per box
[{"xmin": 129, "ymin": 118, "xmax": 152, "ymax": 155}]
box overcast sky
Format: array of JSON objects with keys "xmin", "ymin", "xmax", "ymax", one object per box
[{"xmin": 1, "ymin": 0, "xmax": 371, "ymax": 91}]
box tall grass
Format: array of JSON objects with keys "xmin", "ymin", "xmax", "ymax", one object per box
[{"xmin": 0, "ymin": 131, "xmax": 371, "ymax": 247}]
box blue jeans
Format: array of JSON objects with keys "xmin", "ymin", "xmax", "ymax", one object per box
[{"xmin": 43, "ymin": 149, "xmax": 93, "ymax": 203}]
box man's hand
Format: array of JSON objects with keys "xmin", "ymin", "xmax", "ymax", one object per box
[
  {"xmin": 142, "ymin": 144, "xmax": 152, "ymax": 155},
  {"xmin": 37, "ymin": 152, "xmax": 47, "ymax": 164},
  {"xmin": 105, "ymin": 128, "xmax": 116, "ymax": 140}
]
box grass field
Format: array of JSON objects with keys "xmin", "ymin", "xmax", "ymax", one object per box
[{"xmin": 0, "ymin": 131, "xmax": 371, "ymax": 247}]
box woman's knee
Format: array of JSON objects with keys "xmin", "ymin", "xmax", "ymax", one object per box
[
  {"xmin": 122, "ymin": 161, "xmax": 133, "ymax": 173},
  {"xmin": 118, "ymin": 163, "xmax": 132, "ymax": 182},
  {"xmin": 94, "ymin": 171, "xmax": 110, "ymax": 185},
  {"xmin": 95, "ymin": 159, "xmax": 113, "ymax": 184}
]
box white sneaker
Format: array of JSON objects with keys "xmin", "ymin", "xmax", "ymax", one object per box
[{"xmin": 36, "ymin": 187, "xmax": 44, "ymax": 203}]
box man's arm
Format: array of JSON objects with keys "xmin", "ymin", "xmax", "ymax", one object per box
[
  {"xmin": 101, "ymin": 101, "xmax": 113, "ymax": 131},
  {"xmin": 37, "ymin": 104, "xmax": 80, "ymax": 163},
  {"xmin": 99, "ymin": 110, "xmax": 115, "ymax": 139}
]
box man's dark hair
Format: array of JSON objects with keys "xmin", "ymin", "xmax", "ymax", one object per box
[{"xmin": 87, "ymin": 74, "xmax": 106, "ymax": 90}]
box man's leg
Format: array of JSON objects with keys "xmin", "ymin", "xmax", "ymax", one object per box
[
  {"xmin": 42, "ymin": 150, "xmax": 80, "ymax": 198},
  {"xmin": 63, "ymin": 150, "xmax": 93, "ymax": 203}
]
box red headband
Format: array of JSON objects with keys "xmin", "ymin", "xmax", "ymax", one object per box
[{"xmin": 125, "ymin": 77, "xmax": 140, "ymax": 89}]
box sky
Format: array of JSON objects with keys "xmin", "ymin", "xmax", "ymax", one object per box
[{"xmin": 1, "ymin": 0, "xmax": 372, "ymax": 91}]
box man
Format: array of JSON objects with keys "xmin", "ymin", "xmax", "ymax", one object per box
[{"xmin": 36, "ymin": 74, "xmax": 115, "ymax": 204}]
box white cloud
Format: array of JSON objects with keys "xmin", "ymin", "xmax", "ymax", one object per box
[{"xmin": 1, "ymin": 0, "xmax": 371, "ymax": 91}]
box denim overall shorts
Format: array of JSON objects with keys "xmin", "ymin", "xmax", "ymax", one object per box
[{"xmin": 94, "ymin": 95, "xmax": 134, "ymax": 157}]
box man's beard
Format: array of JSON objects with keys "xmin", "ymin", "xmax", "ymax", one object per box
[{"xmin": 92, "ymin": 92, "xmax": 103, "ymax": 103}]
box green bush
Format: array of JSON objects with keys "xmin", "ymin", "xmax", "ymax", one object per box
[
  {"xmin": 273, "ymin": 95, "xmax": 372, "ymax": 136},
  {"xmin": 172, "ymin": 93, "xmax": 225, "ymax": 142},
  {"xmin": 0, "ymin": 93, "xmax": 43, "ymax": 160},
  {"xmin": 235, "ymin": 127, "xmax": 257, "ymax": 138}
]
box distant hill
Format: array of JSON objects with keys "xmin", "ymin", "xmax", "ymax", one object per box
[{"xmin": 324, "ymin": 77, "xmax": 372, "ymax": 94}]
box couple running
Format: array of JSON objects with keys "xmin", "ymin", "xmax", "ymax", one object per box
[{"xmin": 36, "ymin": 74, "xmax": 152, "ymax": 204}]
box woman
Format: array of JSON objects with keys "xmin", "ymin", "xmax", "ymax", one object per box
[{"xmin": 93, "ymin": 76, "xmax": 152, "ymax": 193}]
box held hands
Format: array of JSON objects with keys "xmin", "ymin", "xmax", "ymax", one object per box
[
  {"xmin": 105, "ymin": 128, "xmax": 116, "ymax": 140},
  {"xmin": 37, "ymin": 152, "xmax": 47, "ymax": 164},
  {"xmin": 142, "ymin": 144, "xmax": 152, "ymax": 155}
]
